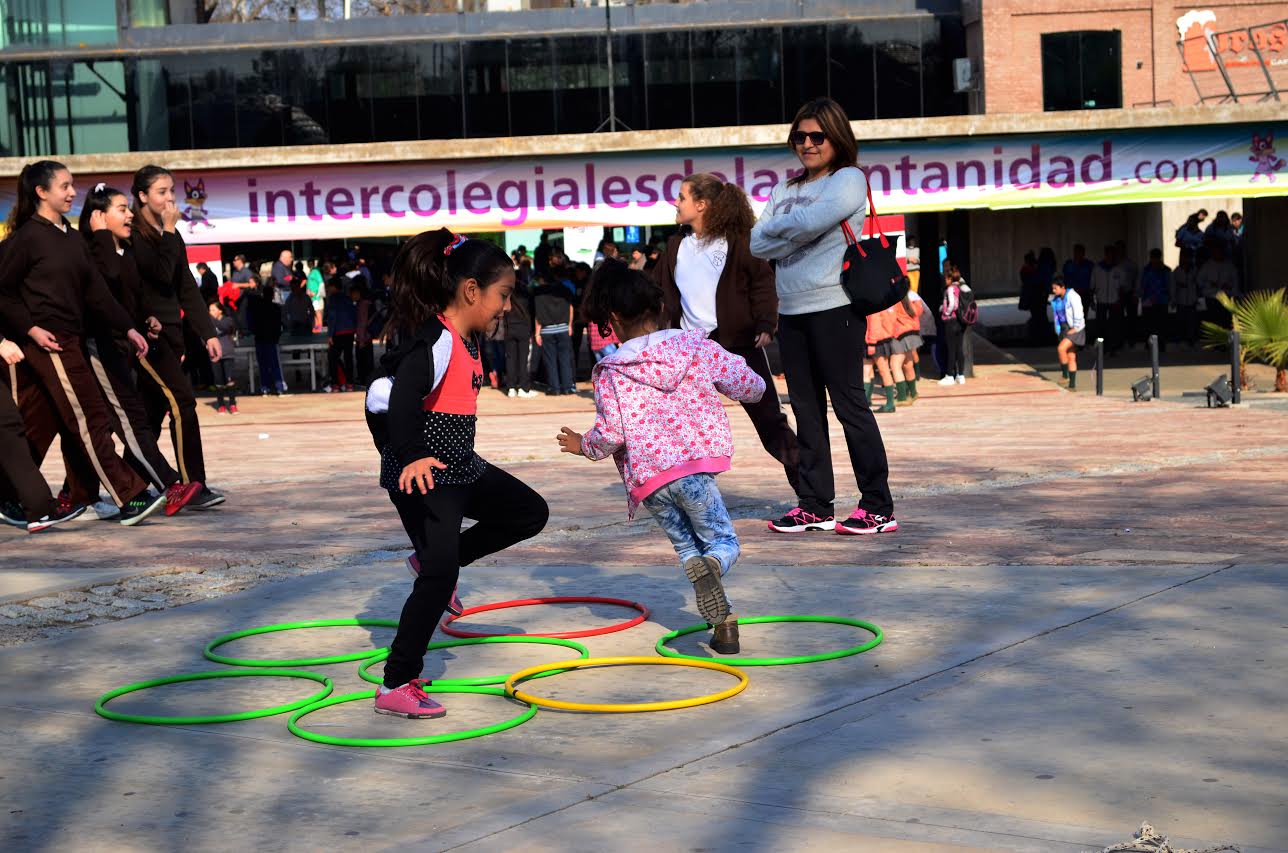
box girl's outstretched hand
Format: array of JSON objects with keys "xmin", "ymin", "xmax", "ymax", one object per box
[
  {"xmin": 400, "ymin": 457, "xmax": 448, "ymax": 494},
  {"xmin": 556, "ymin": 427, "xmax": 583, "ymax": 456}
]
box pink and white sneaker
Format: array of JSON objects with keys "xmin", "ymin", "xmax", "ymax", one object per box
[
  {"xmin": 768, "ymin": 507, "xmax": 836, "ymax": 533},
  {"xmin": 373, "ymin": 679, "xmax": 446, "ymax": 719},
  {"xmin": 405, "ymin": 553, "xmax": 464, "ymax": 616},
  {"xmin": 836, "ymin": 508, "xmax": 899, "ymax": 535}
]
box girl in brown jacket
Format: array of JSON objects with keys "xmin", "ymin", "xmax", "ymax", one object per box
[{"xmin": 653, "ymin": 173, "xmax": 801, "ymax": 500}]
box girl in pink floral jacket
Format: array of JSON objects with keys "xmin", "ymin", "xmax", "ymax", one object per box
[{"xmin": 557, "ymin": 262, "xmax": 764, "ymax": 654}]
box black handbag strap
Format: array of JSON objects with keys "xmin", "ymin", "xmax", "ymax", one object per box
[{"xmin": 840, "ymin": 181, "xmax": 888, "ymax": 257}]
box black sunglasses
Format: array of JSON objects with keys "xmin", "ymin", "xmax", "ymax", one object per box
[{"xmin": 789, "ymin": 130, "xmax": 827, "ymax": 146}]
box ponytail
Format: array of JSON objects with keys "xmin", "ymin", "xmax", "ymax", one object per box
[
  {"xmin": 386, "ymin": 228, "xmax": 511, "ymax": 338},
  {"xmin": 6, "ymin": 160, "xmax": 68, "ymax": 233},
  {"xmin": 682, "ymin": 173, "xmax": 754, "ymax": 246},
  {"xmin": 77, "ymin": 183, "xmax": 127, "ymax": 242},
  {"xmin": 130, "ymin": 164, "xmax": 172, "ymax": 244}
]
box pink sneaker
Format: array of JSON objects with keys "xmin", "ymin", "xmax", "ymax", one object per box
[
  {"xmin": 836, "ymin": 508, "xmax": 899, "ymax": 535},
  {"xmin": 405, "ymin": 553, "xmax": 464, "ymax": 616},
  {"xmin": 373, "ymin": 679, "xmax": 446, "ymax": 719}
]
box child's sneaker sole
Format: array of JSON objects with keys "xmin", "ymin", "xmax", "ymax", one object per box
[
  {"xmin": 683, "ymin": 555, "xmax": 730, "ymax": 625},
  {"xmin": 373, "ymin": 706, "xmax": 446, "ymax": 719},
  {"xmin": 767, "ymin": 518, "xmax": 836, "ymax": 533}
]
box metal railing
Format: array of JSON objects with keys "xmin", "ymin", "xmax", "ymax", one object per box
[{"xmin": 1178, "ymin": 18, "xmax": 1287, "ymax": 104}]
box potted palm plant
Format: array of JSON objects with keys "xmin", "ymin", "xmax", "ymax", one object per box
[{"xmin": 1202, "ymin": 288, "xmax": 1288, "ymax": 392}]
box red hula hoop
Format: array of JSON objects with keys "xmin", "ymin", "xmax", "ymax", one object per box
[{"xmin": 439, "ymin": 596, "xmax": 651, "ymax": 639}]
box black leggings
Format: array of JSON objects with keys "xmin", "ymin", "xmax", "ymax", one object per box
[
  {"xmin": 384, "ymin": 464, "xmax": 549, "ymax": 687},
  {"xmin": 777, "ymin": 305, "xmax": 893, "ymax": 519},
  {"xmin": 944, "ymin": 318, "xmax": 966, "ymax": 378}
]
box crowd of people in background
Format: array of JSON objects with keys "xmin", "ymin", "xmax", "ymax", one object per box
[{"xmin": 1017, "ymin": 206, "xmax": 1244, "ymax": 357}]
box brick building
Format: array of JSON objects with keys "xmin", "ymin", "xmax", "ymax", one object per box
[
  {"xmin": 956, "ymin": 0, "xmax": 1287, "ymax": 294},
  {"xmin": 0, "ymin": 0, "xmax": 1284, "ymax": 298}
]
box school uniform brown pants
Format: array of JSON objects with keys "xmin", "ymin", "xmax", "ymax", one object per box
[
  {"xmin": 135, "ymin": 327, "xmax": 206, "ymax": 485},
  {"xmin": 16, "ymin": 337, "xmax": 147, "ymax": 508},
  {"xmin": 0, "ymin": 363, "xmax": 56, "ymax": 521},
  {"xmin": 88, "ymin": 337, "xmax": 180, "ymax": 493}
]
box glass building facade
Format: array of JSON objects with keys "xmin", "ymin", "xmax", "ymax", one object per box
[{"xmin": 0, "ymin": 7, "xmax": 968, "ymax": 156}]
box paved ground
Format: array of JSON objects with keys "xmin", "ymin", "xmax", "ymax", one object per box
[{"xmin": 1, "ymin": 352, "xmax": 1285, "ymax": 852}]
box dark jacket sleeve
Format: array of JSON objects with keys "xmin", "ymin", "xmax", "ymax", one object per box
[
  {"xmin": 386, "ymin": 340, "xmax": 435, "ymax": 469},
  {"xmin": 654, "ymin": 235, "xmax": 683, "ymax": 330},
  {"xmin": 77, "ymin": 242, "xmax": 136, "ymax": 337},
  {"xmin": 132, "ymin": 231, "xmax": 185, "ymax": 291},
  {"xmin": 740, "ymin": 237, "xmax": 779, "ymax": 337},
  {"xmin": 0, "ymin": 237, "xmax": 34, "ymax": 339}
]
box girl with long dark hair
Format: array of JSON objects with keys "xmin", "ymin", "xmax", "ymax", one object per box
[
  {"xmin": 129, "ymin": 165, "xmax": 224, "ymax": 509},
  {"xmin": 364, "ymin": 230, "xmax": 547, "ymax": 718}
]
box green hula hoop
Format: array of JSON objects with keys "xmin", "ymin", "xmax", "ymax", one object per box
[
  {"xmin": 203, "ymin": 618, "xmax": 400, "ymax": 667},
  {"xmin": 655, "ymin": 615, "xmax": 884, "ymax": 666},
  {"xmin": 95, "ymin": 669, "xmax": 333, "ymax": 725},
  {"xmin": 357, "ymin": 635, "xmax": 591, "ymax": 688},
  {"xmin": 288, "ymin": 685, "xmax": 537, "ymax": 747}
]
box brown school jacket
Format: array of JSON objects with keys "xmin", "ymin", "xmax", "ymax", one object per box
[{"xmin": 653, "ymin": 230, "xmax": 778, "ymax": 351}]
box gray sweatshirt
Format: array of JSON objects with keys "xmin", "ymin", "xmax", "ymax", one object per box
[{"xmin": 749, "ymin": 166, "xmax": 868, "ymax": 316}]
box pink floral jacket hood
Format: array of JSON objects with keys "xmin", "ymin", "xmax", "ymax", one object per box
[{"xmin": 581, "ymin": 328, "xmax": 766, "ymax": 517}]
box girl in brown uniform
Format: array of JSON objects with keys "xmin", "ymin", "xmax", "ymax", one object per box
[
  {"xmin": 79, "ymin": 183, "xmax": 203, "ymax": 516},
  {"xmin": 129, "ymin": 165, "xmax": 224, "ymax": 509}
]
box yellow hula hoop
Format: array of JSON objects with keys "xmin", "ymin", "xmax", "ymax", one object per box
[{"xmin": 503, "ymin": 655, "xmax": 749, "ymax": 713}]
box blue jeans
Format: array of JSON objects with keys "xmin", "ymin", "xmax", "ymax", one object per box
[
  {"xmin": 540, "ymin": 331, "xmax": 574, "ymax": 392},
  {"xmin": 642, "ymin": 473, "xmax": 740, "ymax": 587},
  {"xmin": 592, "ymin": 343, "xmax": 618, "ymax": 364}
]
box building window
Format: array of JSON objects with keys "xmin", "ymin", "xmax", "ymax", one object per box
[{"xmin": 1041, "ymin": 31, "xmax": 1122, "ymax": 111}]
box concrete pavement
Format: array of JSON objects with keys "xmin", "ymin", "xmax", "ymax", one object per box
[{"xmin": 1, "ymin": 357, "xmax": 1285, "ymax": 852}]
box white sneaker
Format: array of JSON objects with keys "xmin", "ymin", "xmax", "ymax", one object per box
[
  {"xmin": 955, "ymin": 375, "xmax": 966, "ymax": 384},
  {"xmin": 507, "ymin": 388, "xmax": 517, "ymax": 398},
  {"xmin": 937, "ymin": 376, "xmax": 956, "ymax": 386},
  {"xmin": 519, "ymin": 389, "xmax": 538, "ymax": 398},
  {"xmin": 92, "ymin": 500, "xmax": 122, "ymax": 520}
]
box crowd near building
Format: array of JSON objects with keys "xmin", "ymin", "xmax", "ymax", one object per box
[{"xmin": 0, "ymin": 0, "xmax": 1284, "ymax": 398}]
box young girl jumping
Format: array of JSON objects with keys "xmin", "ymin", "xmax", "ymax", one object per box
[
  {"xmin": 556, "ymin": 261, "xmax": 766, "ymax": 654},
  {"xmin": 365, "ymin": 229, "xmax": 548, "ymax": 719}
]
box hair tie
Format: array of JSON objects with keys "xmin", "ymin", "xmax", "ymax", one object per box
[
  {"xmin": 443, "ymin": 233, "xmax": 468, "ymax": 256},
  {"xmin": 94, "ymin": 182, "xmax": 106, "ymax": 192}
]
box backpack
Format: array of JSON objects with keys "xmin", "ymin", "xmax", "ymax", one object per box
[
  {"xmin": 364, "ymin": 316, "xmax": 443, "ymax": 452},
  {"xmin": 956, "ymin": 288, "xmax": 978, "ymax": 325}
]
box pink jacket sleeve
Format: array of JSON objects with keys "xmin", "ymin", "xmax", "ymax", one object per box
[
  {"xmin": 707, "ymin": 341, "xmax": 766, "ymax": 403},
  {"xmin": 581, "ymin": 371, "xmax": 626, "ymax": 461}
]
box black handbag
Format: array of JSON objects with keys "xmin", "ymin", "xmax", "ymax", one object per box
[{"xmin": 839, "ymin": 183, "xmax": 909, "ymax": 315}]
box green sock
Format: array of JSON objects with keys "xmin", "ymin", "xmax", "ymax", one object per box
[
  {"xmin": 881, "ymin": 386, "xmax": 897, "ymax": 411},
  {"xmin": 895, "ymin": 380, "xmax": 907, "ymax": 402},
  {"xmin": 1061, "ymin": 364, "xmax": 1069, "ymax": 379},
  {"xmin": 864, "ymin": 380, "xmax": 873, "ymax": 402},
  {"xmin": 913, "ymin": 361, "xmax": 922, "ymax": 380},
  {"xmin": 908, "ymin": 378, "xmax": 918, "ymax": 398},
  {"xmin": 1068, "ymin": 371, "xmax": 1077, "ymax": 390}
]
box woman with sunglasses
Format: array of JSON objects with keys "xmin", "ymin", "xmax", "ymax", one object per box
[{"xmin": 750, "ymin": 97, "xmax": 896, "ymax": 536}]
